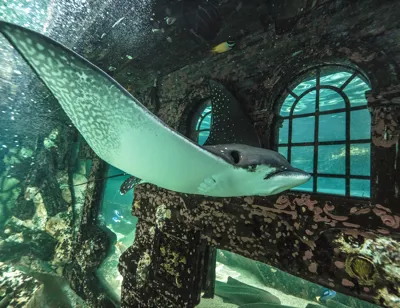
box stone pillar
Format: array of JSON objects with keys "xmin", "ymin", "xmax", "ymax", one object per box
[{"xmin": 367, "ymin": 84, "xmax": 400, "ymax": 207}]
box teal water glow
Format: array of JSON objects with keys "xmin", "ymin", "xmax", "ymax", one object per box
[{"xmin": 196, "ymin": 103, "xmax": 212, "ymax": 145}]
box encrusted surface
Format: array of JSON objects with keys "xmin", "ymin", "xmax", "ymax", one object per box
[
  {"xmin": 0, "ymin": 262, "xmax": 42, "ymax": 307},
  {"xmin": 0, "ymin": 130, "xmax": 113, "ymax": 307},
  {"xmin": 64, "ymin": 157, "xmax": 115, "ymax": 307},
  {"xmin": 129, "ymin": 184, "xmax": 399, "ymax": 307}
]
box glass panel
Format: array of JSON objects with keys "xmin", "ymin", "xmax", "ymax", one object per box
[
  {"xmin": 350, "ymin": 109, "xmax": 371, "ymax": 140},
  {"xmin": 344, "ymin": 76, "xmax": 371, "ymax": 106},
  {"xmin": 320, "ymin": 71, "xmax": 353, "ymax": 87},
  {"xmin": 199, "ymin": 116, "xmax": 211, "ymax": 131},
  {"xmin": 319, "ymin": 88, "xmax": 345, "ymax": 112},
  {"xmin": 198, "ymin": 131, "xmax": 210, "ymax": 146},
  {"xmin": 280, "ymin": 94, "xmax": 295, "ymax": 116},
  {"xmin": 293, "ymin": 90, "xmax": 316, "ymax": 115},
  {"xmin": 291, "ymin": 146, "xmax": 314, "ymax": 173},
  {"xmin": 317, "ymin": 177, "xmax": 345, "ymax": 195},
  {"xmin": 197, "ymin": 109, "xmax": 212, "ymax": 131},
  {"xmin": 292, "ymin": 177, "xmax": 313, "ymax": 192},
  {"xmin": 292, "ymin": 116, "xmax": 315, "ymax": 143},
  {"xmin": 319, "ymin": 112, "xmax": 346, "ymax": 141},
  {"xmin": 278, "ymin": 146, "xmax": 288, "ymax": 158},
  {"xmin": 350, "ymin": 179, "xmax": 370, "ymax": 198},
  {"xmin": 350, "ymin": 143, "xmax": 371, "ymax": 176},
  {"xmin": 279, "ymin": 119, "xmax": 289, "ymax": 144},
  {"xmin": 318, "ymin": 144, "xmax": 346, "ymax": 174},
  {"xmin": 292, "ymin": 76, "xmax": 316, "ymax": 96},
  {"xmin": 196, "ymin": 104, "xmax": 212, "ymax": 145}
]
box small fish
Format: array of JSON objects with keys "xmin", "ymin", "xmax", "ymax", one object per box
[
  {"xmin": 316, "ymin": 288, "xmax": 336, "ymax": 303},
  {"xmin": 211, "ymin": 39, "xmax": 235, "ymax": 54}
]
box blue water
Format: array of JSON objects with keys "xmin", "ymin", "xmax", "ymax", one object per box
[
  {"xmin": 196, "ymin": 104, "xmax": 212, "ymax": 146},
  {"xmin": 99, "ymin": 166, "xmax": 137, "ymax": 231}
]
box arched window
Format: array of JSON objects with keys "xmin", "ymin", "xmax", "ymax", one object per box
[
  {"xmin": 276, "ymin": 65, "xmax": 371, "ymax": 198},
  {"xmin": 191, "ymin": 99, "xmax": 212, "ymax": 145}
]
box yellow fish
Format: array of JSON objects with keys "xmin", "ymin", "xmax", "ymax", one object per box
[{"xmin": 211, "ymin": 40, "xmax": 235, "ymax": 54}]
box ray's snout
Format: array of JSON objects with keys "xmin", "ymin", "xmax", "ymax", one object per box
[
  {"xmin": 282, "ymin": 166, "xmax": 311, "ymax": 188},
  {"xmin": 291, "ymin": 167, "xmax": 312, "ymax": 179},
  {"xmin": 267, "ymin": 165, "xmax": 311, "ymax": 195}
]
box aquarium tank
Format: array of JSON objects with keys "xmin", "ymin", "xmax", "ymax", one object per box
[{"xmin": 1, "ymin": 0, "xmax": 399, "ymax": 308}]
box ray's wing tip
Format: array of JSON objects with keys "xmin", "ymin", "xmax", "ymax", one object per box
[
  {"xmin": 0, "ymin": 20, "xmax": 19, "ymax": 31},
  {"xmin": 0, "ymin": 20, "xmax": 9, "ymax": 33}
]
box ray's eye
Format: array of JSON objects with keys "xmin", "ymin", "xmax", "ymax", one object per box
[{"xmin": 230, "ymin": 150, "xmax": 241, "ymax": 164}]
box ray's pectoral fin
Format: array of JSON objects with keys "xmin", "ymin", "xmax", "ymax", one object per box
[
  {"xmin": 120, "ymin": 176, "xmax": 146, "ymax": 195},
  {"xmin": 197, "ymin": 176, "xmax": 218, "ymax": 195}
]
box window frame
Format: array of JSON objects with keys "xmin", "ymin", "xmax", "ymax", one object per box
[{"xmin": 274, "ymin": 64, "xmax": 372, "ymax": 198}]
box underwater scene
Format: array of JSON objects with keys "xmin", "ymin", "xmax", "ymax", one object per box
[{"xmin": 1, "ymin": 0, "xmax": 399, "ymax": 308}]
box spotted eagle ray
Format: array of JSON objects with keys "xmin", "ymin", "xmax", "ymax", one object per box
[
  {"xmin": 0, "ymin": 21, "xmax": 310, "ymax": 197},
  {"xmin": 120, "ymin": 79, "xmax": 262, "ymax": 195}
]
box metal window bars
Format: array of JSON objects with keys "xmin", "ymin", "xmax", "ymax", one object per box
[{"xmin": 279, "ymin": 66, "xmax": 371, "ymax": 197}]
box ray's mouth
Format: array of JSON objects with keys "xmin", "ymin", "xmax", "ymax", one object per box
[
  {"xmin": 264, "ymin": 168, "xmax": 311, "ymax": 181},
  {"xmin": 263, "ymin": 170, "xmax": 282, "ymax": 180}
]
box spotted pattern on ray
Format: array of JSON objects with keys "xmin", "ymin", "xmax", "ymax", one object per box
[
  {"xmin": 1, "ymin": 22, "xmax": 312, "ymax": 198},
  {"xmin": 205, "ymin": 80, "xmax": 260, "ymax": 147},
  {"xmin": 0, "ymin": 22, "xmax": 147, "ymax": 163}
]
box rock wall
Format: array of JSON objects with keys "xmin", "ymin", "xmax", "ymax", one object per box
[
  {"xmin": 0, "ymin": 126, "xmax": 112, "ymax": 306},
  {"xmin": 0, "ymin": 262, "xmax": 42, "ymax": 307}
]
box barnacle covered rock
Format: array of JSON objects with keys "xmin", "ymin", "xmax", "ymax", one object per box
[
  {"xmin": 45, "ymin": 212, "xmax": 71, "ymax": 240},
  {"xmin": 19, "ymin": 147, "xmax": 33, "ymax": 159},
  {"xmin": 0, "ymin": 262, "xmax": 42, "ymax": 307}
]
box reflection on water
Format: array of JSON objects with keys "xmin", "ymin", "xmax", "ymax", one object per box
[
  {"xmin": 280, "ymin": 71, "xmax": 370, "ymax": 115},
  {"xmin": 293, "ymin": 90, "xmax": 316, "ymax": 115},
  {"xmin": 278, "ymin": 69, "xmax": 371, "ymax": 197},
  {"xmin": 320, "ymin": 71, "xmax": 352, "ymax": 87},
  {"xmin": 319, "ymin": 89, "xmax": 345, "ymax": 112},
  {"xmin": 292, "ymin": 75, "xmax": 316, "ymax": 96}
]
